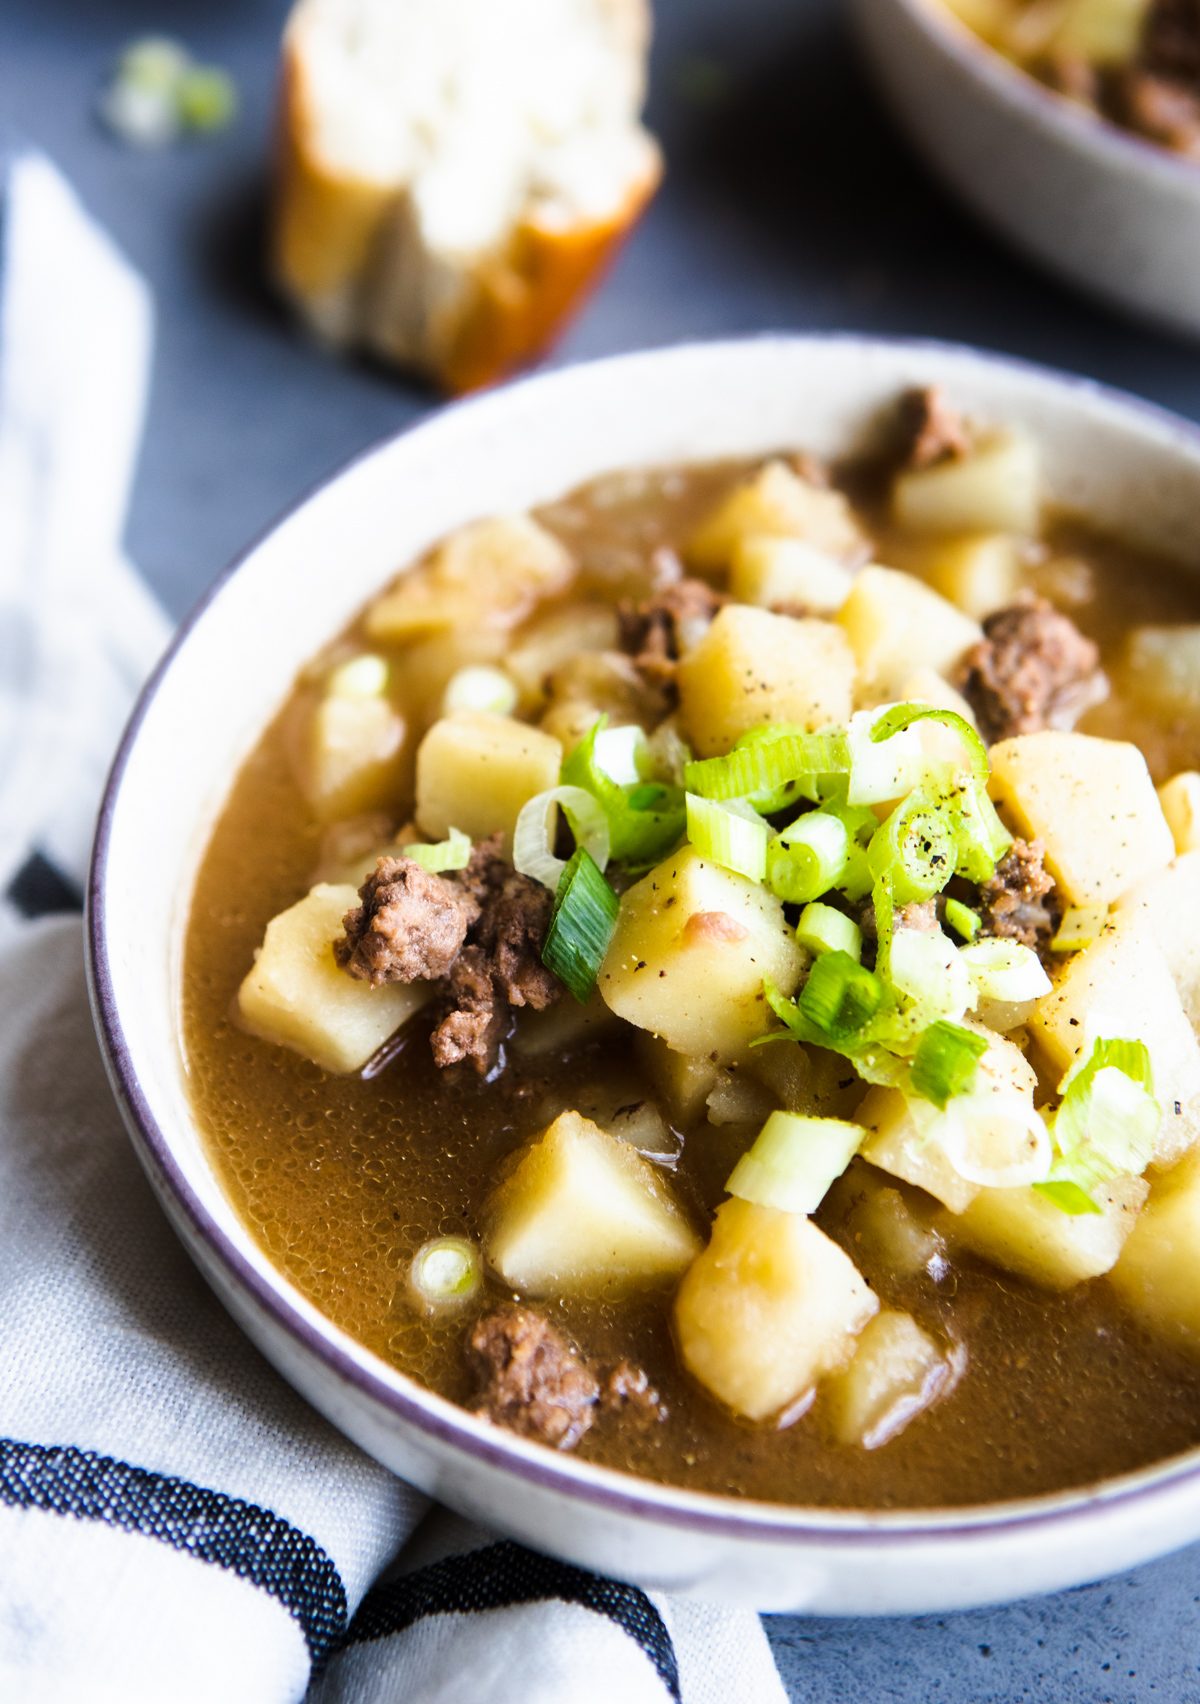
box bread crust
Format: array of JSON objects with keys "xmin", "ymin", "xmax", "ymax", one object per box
[{"xmin": 269, "ymin": 6, "xmax": 661, "ymax": 392}]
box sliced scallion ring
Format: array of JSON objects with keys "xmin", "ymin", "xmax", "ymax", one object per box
[
  {"xmin": 909, "ymin": 1020, "xmax": 989, "ymax": 1109},
  {"xmin": 868, "ymin": 702, "xmax": 989, "ymax": 786},
  {"xmin": 402, "ymin": 826, "xmax": 472, "ymax": 873},
  {"xmin": 513, "ymin": 785, "xmax": 610, "ymax": 893},
  {"xmin": 541, "ymin": 847, "xmax": 620, "ymax": 1003},
  {"xmin": 686, "ymin": 794, "xmax": 770, "ymax": 882},
  {"xmin": 937, "ymin": 1090, "xmax": 1052, "ymax": 1189},
  {"xmin": 766, "ymin": 811, "xmax": 849, "ymax": 904},
  {"xmin": 683, "ymin": 728, "xmax": 850, "ymax": 803},
  {"xmin": 868, "ymin": 796, "xmax": 958, "ymax": 904},
  {"xmin": 408, "ymin": 1237, "xmax": 481, "ymax": 1310}
]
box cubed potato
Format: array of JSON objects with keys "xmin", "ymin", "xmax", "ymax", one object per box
[
  {"xmin": 1158, "ymin": 772, "xmax": 1200, "ymax": 855},
  {"xmin": 505, "ymin": 604, "xmax": 620, "ymax": 709},
  {"xmin": 366, "ymin": 515, "xmax": 574, "ymax": 641},
  {"xmin": 415, "ymin": 712, "xmax": 562, "ymax": 853},
  {"xmin": 598, "ymin": 845, "xmax": 805, "ymax": 1061},
  {"xmin": 483, "ymin": 1111, "xmax": 700, "ymax": 1296},
  {"xmin": 1124, "ymin": 626, "xmax": 1200, "ymax": 718},
  {"xmin": 825, "ymin": 1310, "xmax": 956, "ymax": 1448},
  {"xmin": 820, "ymin": 1158, "xmax": 947, "ymax": 1279},
  {"xmin": 237, "ymin": 884, "xmax": 429, "ymax": 1075},
  {"xmin": 1109, "ymin": 1148, "xmax": 1200, "ymax": 1354},
  {"xmin": 945, "ymin": 1173, "xmax": 1148, "ymax": 1290},
  {"xmin": 394, "ymin": 628, "xmax": 508, "ymax": 725},
  {"xmin": 705, "ymin": 1067, "xmax": 780, "ymax": 1127},
  {"xmin": 728, "ymin": 536, "xmax": 856, "ymax": 615},
  {"xmin": 673, "ymin": 1198, "xmax": 879, "ymax": 1421},
  {"xmin": 1116, "ymin": 851, "xmax": 1200, "ymax": 1031},
  {"xmin": 989, "ymin": 731, "xmax": 1174, "ymax": 907},
  {"xmin": 858, "ymin": 1085, "xmax": 980, "ymax": 1214},
  {"xmin": 676, "ymin": 606, "xmax": 855, "ymax": 757},
  {"xmin": 289, "ymin": 688, "xmax": 407, "ymax": 824},
  {"xmin": 837, "ymin": 566, "xmax": 982, "ymax": 706},
  {"xmin": 686, "ymin": 461, "xmax": 867, "ymax": 571},
  {"xmin": 511, "ymin": 987, "xmax": 622, "ymax": 1057},
  {"xmin": 543, "ymin": 650, "xmax": 664, "ymax": 733},
  {"xmin": 1030, "ymin": 918, "xmax": 1200, "ymax": 1165},
  {"xmin": 920, "ymin": 532, "xmax": 1022, "ymax": 620},
  {"xmin": 634, "ymin": 1031, "xmax": 721, "ymax": 1126},
  {"xmin": 1050, "ymin": 0, "xmax": 1154, "ymax": 64},
  {"xmin": 892, "ymin": 429, "xmax": 1040, "ymax": 536}
]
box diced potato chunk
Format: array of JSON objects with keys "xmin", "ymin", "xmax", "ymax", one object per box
[
  {"xmin": 394, "ymin": 628, "xmax": 508, "ymax": 723},
  {"xmin": 893, "ymin": 429, "xmax": 1040, "ymax": 536},
  {"xmin": 825, "ymin": 1310, "xmax": 956, "ymax": 1447},
  {"xmin": 511, "ymin": 988, "xmax": 621, "ymax": 1057},
  {"xmin": 1157, "ymin": 771, "xmax": 1200, "ymax": 855},
  {"xmin": 483, "ymin": 1111, "xmax": 700, "ymax": 1296},
  {"xmin": 237, "ymin": 884, "xmax": 429, "ymax": 1074},
  {"xmin": 366, "ymin": 515, "xmax": 574, "ymax": 641},
  {"xmin": 676, "ymin": 606, "xmax": 855, "ymax": 758},
  {"xmin": 858, "ymin": 1085, "xmax": 980, "ymax": 1214},
  {"xmin": 598, "ymin": 845, "xmax": 805, "ymax": 1061},
  {"xmin": 989, "ymin": 732, "xmax": 1174, "ymax": 908},
  {"xmin": 634, "ymin": 1031, "xmax": 721, "ymax": 1125},
  {"xmin": 1116, "ymin": 851, "xmax": 1200, "ymax": 1031},
  {"xmin": 504, "ymin": 604, "xmax": 620, "ymax": 709},
  {"xmin": 821, "ymin": 1159, "xmax": 947, "ymax": 1278},
  {"xmin": 415, "ymin": 712, "xmax": 562, "ymax": 853},
  {"xmin": 686, "ymin": 460, "xmax": 867, "ymax": 571},
  {"xmin": 946, "ymin": 1173, "xmax": 1148, "ymax": 1290},
  {"xmin": 920, "ymin": 532, "xmax": 1022, "ymax": 620},
  {"xmin": 837, "ymin": 565, "xmax": 981, "ymax": 706},
  {"xmin": 674, "ymin": 1198, "xmax": 879, "ymax": 1421},
  {"xmin": 1109, "ymin": 1148, "xmax": 1200, "ymax": 1353},
  {"xmin": 1030, "ymin": 917, "xmax": 1200, "ymax": 1165},
  {"xmin": 1124, "ymin": 626, "xmax": 1200, "ymax": 718},
  {"xmin": 1049, "ymin": 0, "xmax": 1150, "ymax": 62},
  {"xmin": 290, "ymin": 689, "xmax": 406, "ymax": 823},
  {"xmin": 728, "ymin": 536, "xmax": 856, "ymax": 615}
]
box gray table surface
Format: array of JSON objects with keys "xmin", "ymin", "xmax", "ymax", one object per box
[{"xmin": 5, "ymin": 1, "xmax": 1200, "ymax": 1698}]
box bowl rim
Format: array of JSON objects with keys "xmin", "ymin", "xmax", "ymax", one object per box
[
  {"xmin": 87, "ymin": 330, "xmax": 1200, "ymax": 1551},
  {"xmin": 877, "ymin": 0, "xmax": 1200, "ymax": 194}
]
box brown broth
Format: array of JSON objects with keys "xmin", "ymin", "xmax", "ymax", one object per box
[{"xmin": 182, "ymin": 455, "xmax": 1200, "ymax": 1509}]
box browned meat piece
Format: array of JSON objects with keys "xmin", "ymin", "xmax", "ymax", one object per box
[
  {"xmin": 336, "ymin": 856, "xmax": 478, "ymax": 985},
  {"xmin": 979, "ymin": 837, "xmax": 1057, "ymax": 952},
  {"xmin": 467, "ymin": 1306, "xmax": 599, "ymax": 1450},
  {"xmin": 899, "ymin": 386, "xmax": 970, "ymax": 470},
  {"xmin": 1115, "ymin": 67, "xmax": 1200, "ymax": 155},
  {"xmin": 431, "ymin": 856, "xmax": 561, "ymax": 1073},
  {"xmin": 1143, "ymin": 0, "xmax": 1200, "ymax": 82},
  {"xmin": 600, "ymin": 1360, "xmax": 668, "ymax": 1422},
  {"xmin": 860, "ymin": 898, "xmax": 938, "ymax": 940},
  {"xmin": 955, "ymin": 598, "xmax": 1105, "ymax": 745},
  {"xmin": 618, "ymin": 577, "xmax": 727, "ymax": 690}
]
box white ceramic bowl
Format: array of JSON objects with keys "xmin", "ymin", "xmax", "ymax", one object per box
[
  {"xmin": 853, "ymin": 0, "xmax": 1200, "ymax": 339},
  {"xmin": 89, "ymin": 335, "xmax": 1200, "ymax": 1615}
]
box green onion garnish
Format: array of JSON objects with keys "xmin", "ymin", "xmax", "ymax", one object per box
[
  {"xmin": 944, "ymin": 897, "xmax": 981, "ymax": 942},
  {"xmin": 1032, "ymin": 1180, "xmax": 1104, "ymax": 1217},
  {"xmin": 683, "ymin": 727, "xmax": 850, "ymax": 804},
  {"xmin": 562, "ymin": 718, "xmax": 686, "ymax": 866},
  {"xmin": 766, "ymin": 810, "xmax": 849, "ymax": 904},
  {"xmin": 541, "ymin": 847, "xmax": 620, "ymax": 1004},
  {"xmin": 403, "ymin": 826, "xmax": 472, "ymax": 873},
  {"xmin": 686, "ymin": 793, "xmax": 770, "ymax": 881},
  {"xmin": 868, "ymin": 703, "xmax": 989, "ymax": 785},
  {"xmin": 867, "ymin": 794, "xmax": 958, "ymax": 904},
  {"xmin": 726, "ymin": 1112, "xmax": 866, "ymax": 1215},
  {"xmin": 909, "ymin": 1020, "xmax": 989, "ymax": 1109},
  {"xmin": 798, "ymin": 950, "xmax": 885, "ymax": 1041},
  {"xmin": 1039, "ymin": 1037, "xmax": 1159, "ymax": 1209},
  {"xmin": 796, "ymin": 901, "xmax": 862, "ymax": 961}
]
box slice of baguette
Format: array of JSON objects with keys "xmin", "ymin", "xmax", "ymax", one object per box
[{"xmin": 272, "ymin": 0, "xmax": 662, "ymax": 393}]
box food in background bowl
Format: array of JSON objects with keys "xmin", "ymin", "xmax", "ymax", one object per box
[
  {"xmin": 184, "ymin": 382, "xmax": 1200, "ymax": 1509},
  {"xmin": 944, "ymin": 0, "xmax": 1200, "ymax": 158},
  {"xmin": 271, "ymin": 0, "xmax": 661, "ymax": 394}
]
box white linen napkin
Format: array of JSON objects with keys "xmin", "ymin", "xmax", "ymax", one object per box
[{"xmin": 0, "ymin": 152, "xmax": 789, "ymax": 1704}]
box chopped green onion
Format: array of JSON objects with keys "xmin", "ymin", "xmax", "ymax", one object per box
[
  {"xmin": 686, "ymin": 793, "xmax": 770, "ymax": 881},
  {"xmin": 562, "ymin": 718, "xmax": 686, "ymax": 865},
  {"xmin": 542, "ymin": 847, "xmax": 619, "ymax": 1003},
  {"xmin": 513, "ymin": 784, "xmax": 611, "ymax": 892},
  {"xmin": 766, "ymin": 810, "xmax": 849, "ymax": 904},
  {"xmin": 177, "ymin": 64, "xmax": 238, "ymax": 133},
  {"xmin": 796, "ymin": 901, "xmax": 862, "ymax": 961},
  {"xmin": 868, "ymin": 794, "xmax": 958, "ymax": 904},
  {"xmin": 845, "ymin": 708, "xmax": 926, "ymax": 806},
  {"xmin": 442, "ymin": 665, "xmax": 517, "ymax": 716},
  {"xmin": 938, "ymin": 1090, "xmax": 1052, "ymax": 1188},
  {"xmin": 909, "ymin": 1021, "xmax": 989, "ymax": 1109},
  {"xmin": 1050, "ymin": 906, "xmax": 1108, "ymax": 953},
  {"xmin": 937, "ymin": 775, "xmax": 1012, "ymax": 882},
  {"xmin": 799, "ymin": 950, "xmax": 884, "ymax": 1040},
  {"xmin": 868, "ymin": 702, "xmax": 990, "ymax": 785},
  {"xmin": 683, "ymin": 727, "xmax": 850, "ymax": 804},
  {"xmin": 1033, "ymin": 1180, "xmax": 1103, "ymax": 1216},
  {"xmin": 960, "ymin": 938, "xmax": 1051, "ymax": 1003},
  {"xmin": 403, "ymin": 826, "xmax": 472, "ymax": 873},
  {"xmin": 888, "ymin": 927, "xmax": 973, "ymax": 1026},
  {"xmin": 328, "ymin": 654, "xmax": 388, "ymax": 698},
  {"xmin": 726, "ymin": 1112, "xmax": 866, "ymax": 1214},
  {"xmin": 944, "ymin": 898, "xmax": 981, "ymax": 941},
  {"xmin": 409, "ymin": 1236, "xmax": 482, "ymax": 1309},
  {"xmin": 1046, "ymin": 1038, "xmax": 1159, "ymax": 1201},
  {"xmin": 593, "ymin": 723, "xmax": 649, "ymax": 785}
]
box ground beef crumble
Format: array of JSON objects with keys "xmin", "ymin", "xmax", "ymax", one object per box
[
  {"xmin": 617, "ymin": 576, "xmax": 726, "ymax": 693},
  {"xmin": 978, "ymin": 837, "xmax": 1058, "ymax": 953},
  {"xmin": 335, "ymin": 856, "xmax": 477, "ymax": 985},
  {"xmin": 955, "ymin": 597, "xmax": 1105, "ymax": 745},
  {"xmin": 466, "ymin": 1309, "xmax": 667, "ymax": 1449},
  {"xmin": 899, "ymin": 386, "xmax": 971, "ymax": 469}
]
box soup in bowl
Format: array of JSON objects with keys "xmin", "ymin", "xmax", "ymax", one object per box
[{"xmin": 89, "ymin": 337, "xmax": 1200, "ymax": 1612}]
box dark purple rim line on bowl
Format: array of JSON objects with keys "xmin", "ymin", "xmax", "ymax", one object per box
[{"xmin": 85, "ymin": 333, "xmax": 1200, "ymax": 1553}]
